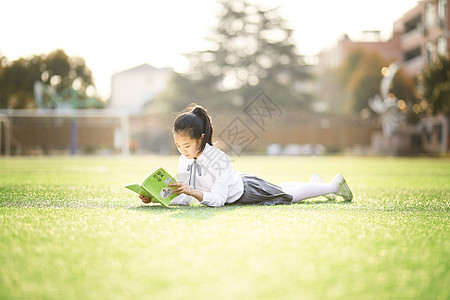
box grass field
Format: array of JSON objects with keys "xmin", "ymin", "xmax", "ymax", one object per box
[{"xmin": 0, "ymin": 156, "xmax": 449, "ymax": 299}]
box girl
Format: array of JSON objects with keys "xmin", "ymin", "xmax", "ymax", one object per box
[{"xmin": 139, "ymin": 104, "xmax": 352, "ymax": 207}]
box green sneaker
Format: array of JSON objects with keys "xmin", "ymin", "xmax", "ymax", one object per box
[
  {"xmin": 310, "ymin": 174, "xmax": 337, "ymax": 201},
  {"xmin": 331, "ymin": 174, "xmax": 353, "ymax": 202}
]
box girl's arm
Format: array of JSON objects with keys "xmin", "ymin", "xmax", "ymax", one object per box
[
  {"xmin": 169, "ymin": 193, "xmax": 191, "ymax": 205},
  {"xmin": 170, "ymin": 169, "xmax": 233, "ymax": 207},
  {"xmin": 181, "ymin": 161, "xmax": 234, "ymax": 207},
  {"xmin": 172, "ymin": 151, "xmax": 235, "ymax": 207},
  {"xmin": 169, "ymin": 157, "xmax": 196, "ymax": 205},
  {"xmin": 169, "ymin": 182, "xmax": 203, "ymax": 202}
]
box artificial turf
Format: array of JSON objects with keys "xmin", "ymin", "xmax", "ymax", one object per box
[{"xmin": 0, "ymin": 156, "xmax": 449, "ymax": 299}]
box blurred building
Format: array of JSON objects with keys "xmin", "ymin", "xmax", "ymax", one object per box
[
  {"xmin": 320, "ymin": 30, "xmax": 403, "ymax": 68},
  {"xmin": 110, "ymin": 64, "xmax": 172, "ymax": 110},
  {"xmin": 394, "ymin": 0, "xmax": 449, "ymax": 76},
  {"xmin": 316, "ymin": 0, "xmax": 449, "ymax": 155},
  {"xmin": 320, "ymin": 0, "xmax": 449, "ymax": 75}
]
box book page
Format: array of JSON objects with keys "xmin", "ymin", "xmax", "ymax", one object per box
[
  {"xmin": 141, "ymin": 167, "xmax": 177, "ymax": 207},
  {"xmin": 124, "ymin": 184, "xmax": 153, "ymax": 198}
]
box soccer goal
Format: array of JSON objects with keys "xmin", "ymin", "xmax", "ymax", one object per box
[{"xmin": 0, "ymin": 109, "xmax": 130, "ymax": 156}]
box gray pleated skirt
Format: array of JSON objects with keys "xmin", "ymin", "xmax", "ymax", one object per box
[{"xmin": 233, "ymin": 174, "xmax": 293, "ymax": 205}]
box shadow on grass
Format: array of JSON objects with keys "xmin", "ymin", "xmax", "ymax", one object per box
[
  {"xmin": 128, "ymin": 204, "xmax": 216, "ymax": 219},
  {"xmin": 300, "ymin": 199, "xmax": 354, "ymax": 205},
  {"xmin": 129, "ymin": 204, "xmax": 244, "ymax": 219},
  {"xmin": 129, "ymin": 205, "xmax": 174, "ymax": 214},
  {"xmin": 170, "ymin": 206, "xmax": 217, "ymax": 219},
  {"xmin": 128, "ymin": 198, "xmax": 352, "ymax": 219}
]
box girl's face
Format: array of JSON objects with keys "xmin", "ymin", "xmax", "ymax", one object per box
[{"xmin": 173, "ymin": 132, "xmax": 204, "ymax": 159}]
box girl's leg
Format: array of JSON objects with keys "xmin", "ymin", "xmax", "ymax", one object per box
[
  {"xmin": 310, "ymin": 174, "xmax": 337, "ymax": 201},
  {"xmin": 279, "ymin": 174, "xmax": 323, "ymax": 189},
  {"xmin": 279, "ymin": 179, "xmax": 338, "ymax": 203}
]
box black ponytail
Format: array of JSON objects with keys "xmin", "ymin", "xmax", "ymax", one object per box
[{"xmin": 173, "ymin": 104, "xmax": 214, "ymax": 152}]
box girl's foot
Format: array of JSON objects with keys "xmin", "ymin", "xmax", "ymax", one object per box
[
  {"xmin": 331, "ymin": 174, "xmax": 353, "ymax": 201},
  {"xmin": 310, "ymin": 174, "xmax": 337, "ymax": 201}
]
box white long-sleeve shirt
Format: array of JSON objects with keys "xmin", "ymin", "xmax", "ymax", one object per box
[{"xmin": 169, "ymin": 143, "xmax": 244, "ymax": 207}]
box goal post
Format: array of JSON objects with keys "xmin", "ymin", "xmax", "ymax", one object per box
[{"xmin": 0, "ymin": 109, "xmax": 130, "ymax": 156}]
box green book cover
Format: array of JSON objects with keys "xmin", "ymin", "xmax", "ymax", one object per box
[{"xmin": 125, "ymin": 167, "xmax": 177, "ymax": 207}]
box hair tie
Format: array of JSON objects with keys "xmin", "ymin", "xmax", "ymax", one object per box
[{"xmin": 192, "ymin": 107, "xmax": 202, "ymax": 116}]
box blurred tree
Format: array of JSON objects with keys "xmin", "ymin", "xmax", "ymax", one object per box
[
  {"xmin": 0, "ymin": 55, "xmax": 6, "ymax": 108},
  {"xmin": 149, "ymin": 71, "xmax": 197, "ymax": 113},
  {"xmin": 315, "ymin": 65, "xmax": 349, "ymax": 114},
  {"xmin": 0, "ymin": 49, "xmax": 98, "ymax": 109},
  {"xmin": 324, "ymin": 47, "xmax": 418, "ymax": 118},
  {"xmin": 417, "ymin": 54, "xmax": 450, "ymax": 115},
  {"xmin": 0, "ymin": 56, "xmax": 42, "ymax": 109},
  {"xmin": 340, "ymin": 48, "xmax": 385, "ymax": 113},
  {"xmin": 0, "ymin": 55, "xmax": 5, "ymax": 78},
  {"xmin": 391, "ymin": 69, "xmax": 417, "ymax": 103},
  {"xmin": 390, "ymin": 68, "xmax": 419, "ymax": 123},
  {"xmin": 152, "ymin": 0, "xmax": 311, "ymax": 112}
]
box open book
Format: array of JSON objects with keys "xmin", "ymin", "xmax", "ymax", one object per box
[{"xmin": 125, "ymin": 167, "xmax": 177, "ymax": 207}]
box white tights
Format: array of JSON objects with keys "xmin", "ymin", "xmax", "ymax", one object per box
[{"xmin": 279, "ymin": 177, "xmax": 338, "ymax": 203}]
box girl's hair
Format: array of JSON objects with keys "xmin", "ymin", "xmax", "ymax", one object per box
[{"xmin": 173, "ymin": 103, "xmax": 213, "ymax": 152}]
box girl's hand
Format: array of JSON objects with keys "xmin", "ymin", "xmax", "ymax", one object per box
[
  {"xmin": 169, "ymin": 182, "xmax": 203, "ymax": 202},
  {"xmin": 169, "ymin": 182, "xmax": 194, "ymax": 196},
  {"xmin": 139, "ymin": 195, "xmax": 154, "ymax": 204}
]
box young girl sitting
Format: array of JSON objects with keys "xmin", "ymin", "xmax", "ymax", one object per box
[{"xmin": 139, "ymin": 104, "xmax": 353, "ymax": 207}]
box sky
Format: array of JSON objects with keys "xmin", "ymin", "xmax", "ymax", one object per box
[{"xmin": 1, "ymin": 0, "xmax": 420, "ymax": 98}]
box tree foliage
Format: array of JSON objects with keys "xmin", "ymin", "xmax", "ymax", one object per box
[
  {"xmin": 390, "ymin": 68, "xmax": 419, "ymax": 123},
  {"xmin": 338, "ymin": 47, "xmax": 418, "ymax": 116},
  {"xmin": 418, "ymin": 53, "xmax": 450, "ymax": 115},
  {"xmin": 0, "ymin": 49, "xmax": 98, "ymax": 109},
  {"xmin": 315, "ymin": 65, "xmax": 347, "ymax": 114},
  {"xmin": 152, "ymin": 0, "xmax": 311, "ymax": 112},
  {"xmin": 339, "ymin": 48, "xmax": 385, "ymax": 113}
]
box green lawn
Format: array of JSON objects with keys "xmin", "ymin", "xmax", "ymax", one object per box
[{"xmin": 0, "ymin": 156, "xmax": 449, "ymax": 299}]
